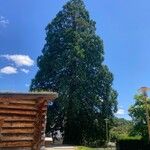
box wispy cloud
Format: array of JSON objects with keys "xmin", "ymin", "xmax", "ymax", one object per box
[
  {"xmin": 25, "ymin": 83, "xmax": 30, "ymax": 87},
  {"xmin": 21, "ymin": 68, "xmax": 29, "ymax": 74},
  {"xmin": 1, "ymin": 54, "xmax": 34, "ymax": 66},
  {"xmin": 0, "ymin": 66, "xmax": 17, "ymax": 74},
  {"xmin": 115, "ymin": 108, "xmax": 126, "ymax": 115},
  {"xmin": 0, "ymin": 16, "xmax": 9, "ymax": 27}
]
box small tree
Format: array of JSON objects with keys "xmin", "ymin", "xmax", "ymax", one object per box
[
  {"xmin": 129, "ymin": 94, "xmax": 150, "ymax": 139},
  {"xmin": 110, "ymin": 118, "xmax": 133, "ymax": 141}
]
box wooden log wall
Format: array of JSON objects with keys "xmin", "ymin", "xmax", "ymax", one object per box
[{"xmin": 0, "ymin": 93, "xmax": 58, "ymax": 150}]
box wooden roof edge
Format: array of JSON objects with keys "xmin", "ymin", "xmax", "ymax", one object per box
[{"xmin": 0, "ymin": 92, "xmax": 58, "ymax": 100}]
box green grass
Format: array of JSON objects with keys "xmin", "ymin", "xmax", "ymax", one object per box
[
  {"xmin": 118, "ymin": 135, "xmax": 142, "ymax": 140},
  {"xmin": 76, "ymin": 146, "xmax": 94, "ymax": 150},
  {"xmin": 76, "ymin": 147, "xmax": 116, "ymax": 150}
]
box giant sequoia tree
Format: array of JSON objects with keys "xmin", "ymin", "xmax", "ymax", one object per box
[{"xmin": 30, "ymin": 0, "xmax": 118, "ymax": 145}]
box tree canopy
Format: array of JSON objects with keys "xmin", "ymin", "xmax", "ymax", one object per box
[
  {"xmin": 30, "ymin": 0, "xmax": 118, "ymax": 146},
  {"xmin": 110, "ymin": 117, "xmax": 133, "ymax": 141},
  {"xmin": 129, "ymin": 94, "xmax": 150, "ymax": 139}
]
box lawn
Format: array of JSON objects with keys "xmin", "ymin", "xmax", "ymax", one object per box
[
  {"xmin": 76, "ymin": 146, "xmax": 116, "ymax": 150},
  {"xmin": 76, "ymin": 146, "xmax": 96, "ymax": 150},
  {"xmin": 76, "ymin": 146, "xmax": 94, "ymax": 150}
]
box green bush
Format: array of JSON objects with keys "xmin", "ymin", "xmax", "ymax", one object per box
[{"xmin": 118, "ymin": 135, "xmax": 142, "ymax": 141}]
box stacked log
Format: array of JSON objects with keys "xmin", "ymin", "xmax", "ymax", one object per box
[{"xmin": 0, "ymin": 92, "xmax": 58, "ymax": 150}]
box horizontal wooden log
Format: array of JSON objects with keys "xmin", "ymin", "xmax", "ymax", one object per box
[
  {"xmin": 2, "ymin": 122, "xmax": 34, "ymax": 128},
  {"xmin": 1, "ymin": 128, "xmax": 34, "ymax": 134},
  {"xmin": 0, "ymin": 116, "xmax": 35, "ymax": 122},
  {"xmin": 0, "ymin": 109, "xmax": 36, "ymax": 116},
  {"xmin": 0, "ymin": 92, "xmax": 57, "ymax": 149},
  {"xmin": 1, "ymin": 135, "xmax": 33, "ymax": 141},
  {"xmin": 0, "ymin": 148, "xmax": 31, "ymax": 150},
  {"xmin": 0, "ymin": 106, "xmax": 47, "ymax": 113},
  {"xmin": 0, "ymin": 101, "xmax": 47, "ymax": 108},
  {"xmin": 0, "ymin": 99, "xmax": 36, "ymax": 105},
  {"xmin": 0, "ymin": 104, "xmax": 36, "ymax": 110},
  {"xmin": 0, "ymin": 141, "xmax": 32, "ymax": 148}
]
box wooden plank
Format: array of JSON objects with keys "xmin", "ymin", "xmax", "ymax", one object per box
[
  {"xmin": 0, "ymin": 111, "xmax": 46, "ymax": 122},
  {"xmin": 0, "ymin": 141, "xmax": 32, "ymax": 147},
  {"xmin": 1, "ymin": 128, "xmax": 34, "ymax": 134},
  {"xmin": 3, "ymin": 122, "xmax": 34, "ymax": 128},
  {"xmin": 0, "ymin": 109, "xmax": 36, "ymax": 116},
  {"xmin": 0, "ymin": 104, "xmax": 36, "ymax": 110},
  {"xmin": 0, "ymin": 148, "xmax": 31, "ymax": 150},
  {"xmin": 0, "ymin": 101, "xmax": 47, "ymax": 108},
  {"xmin": 0, "ymin": 92, "xmax": 58, "ymax": 99},
  {"xmin": 0, "ymin": 116, "xmax": 35, "ymax": 122},
  {"xmin": 2, "ymin": 135, "xmax": 33, "ymax": 141},
  {"xmin": 0, "ymin": 99, "xmax": 36, "ymax": 105}
]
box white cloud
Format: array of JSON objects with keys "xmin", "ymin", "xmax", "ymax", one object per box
[
  {"xmin": 21, "ymin": 68, "xmax": 29, "ymax": 74},
  {"xmin": 0, "ymin": 66, "xmax": 17, "ymax": 74},
  {"xmin": 0, "ymin": 16, "xmax": 9, "ymax": 27},
  {"xmin": 25, "ymin": 83, "xmax": 30, "ymax": 87},
  {"xmin": 1, "ymin": 54, "xmax": 34, "ymax": 66},
  {"xmin": 115, "ymin": 108, "xmax": 126, "ymax": 115}
]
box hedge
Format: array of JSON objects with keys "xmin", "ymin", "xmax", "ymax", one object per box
[{"xmin": 117, "ymin": 139, "xmax": 150, "ymax": 150}]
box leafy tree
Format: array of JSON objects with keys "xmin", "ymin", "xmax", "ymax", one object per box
[
  {"xmin": 110, "ymin": 117, "xmax": 133, "ymax": 141},
  {"xmin": 30, "ymin": 0, "xmax": 118, "ymax": 145},
  {"xmin": 129, "ymin": 94, "xmax": 150, "ymax": 139}
]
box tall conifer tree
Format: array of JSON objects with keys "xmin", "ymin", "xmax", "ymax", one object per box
[{"xmin": 30, "ymin": 0, "xmax": 118, "ymax": 145}]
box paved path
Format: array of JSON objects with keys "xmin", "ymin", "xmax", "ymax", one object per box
[
  {"xmin": 45, "ymin": 146, "xmax": 75, "ymax": 150},
  {"xmin": 45, "ymin": 146, "xmax": 116, "ymax": 150}
]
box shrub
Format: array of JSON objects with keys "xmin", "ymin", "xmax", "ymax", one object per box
[{"xmin": 118, "ymin": 135, "xmax": 142, "ymax": 140}]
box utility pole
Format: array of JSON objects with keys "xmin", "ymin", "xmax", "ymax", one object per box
[{"xmin": 138, "ymin": 87, "xmax": 150, "ymax": 142}]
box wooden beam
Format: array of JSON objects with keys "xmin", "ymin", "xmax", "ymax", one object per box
[
  {"xmin": 0, "ymin": 114, "xmax": 45, "ymax": 122},
  {"xmin": 0, "ymin": 141, "xmax": 32, "ymax": 147},
  {"xmin": 0, "ymin": 92, "xmax": 58, "ymax": 101},
  {"xmin": 0, "ymin": 109, "xmax": 36, "ymax": 116},
  {"xmin": 0, "ymin": 99, "xmax": 36, "ymax": 105},
  {"xmin": 3, "ymin": 122, "xmax": 34, "ymax": 128},
  {"xmin": 2, "ymin": 135, "xmax": 33, "ymax": 141},
  {"xmin": 0, "ymin": 104, "xmax": 36, "ymax": 110},
  {"xmin": 1, "ymin": 128, "xmax": 34, "ymax": 134}
]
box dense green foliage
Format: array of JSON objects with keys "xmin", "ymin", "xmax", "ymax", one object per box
[
  {"xmin": 129, "ymin": 94, "xmax": 150, "ymax": 139},
  {"xmin": 110, "ymin": 118, "xmax": 133, "ymax": 141},
  {"xmin": 30, "ymin": 0, "xmax": 117, "ymax": 145}
]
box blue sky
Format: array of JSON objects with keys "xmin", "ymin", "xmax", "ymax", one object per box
[{"xmin": 0, "ymin": 0, "xmax": 150, "ymax": 119}]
